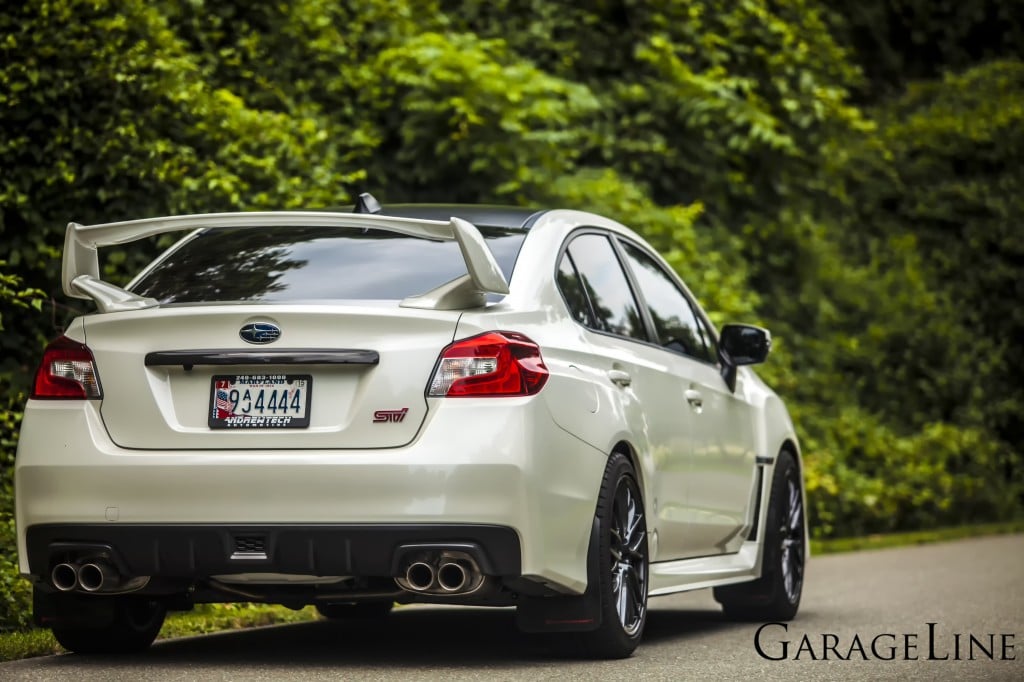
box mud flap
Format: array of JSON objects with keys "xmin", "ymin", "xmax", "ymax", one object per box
[{"xmin": 515, "ymin": 517, "xmax": 603, "ymax": 633}]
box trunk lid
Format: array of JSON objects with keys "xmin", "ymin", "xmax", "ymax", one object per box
[{"xmin": 84, "ymin": 304, "xmax": 458, "ymax": 450}]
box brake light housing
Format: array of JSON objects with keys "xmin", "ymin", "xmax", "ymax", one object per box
[
  {"xmin": 31, "ymin": 336, "xmax": 103, "ymax": 399},
  {"xmin": 428, "ymin": 331, "xmax": 549, "ymax": 397}
]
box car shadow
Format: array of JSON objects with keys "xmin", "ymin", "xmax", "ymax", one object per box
[{"xmin": 35, "ymin": 605, "xmax": 753, "ymax": 670}]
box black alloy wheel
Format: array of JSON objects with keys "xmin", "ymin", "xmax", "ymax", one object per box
[{"xmin": 576, "ymin": 452, "xmax": 649, "ymax": 658}]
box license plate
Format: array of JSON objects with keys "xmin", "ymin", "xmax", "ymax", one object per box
[{"xmin": 209, "ymin": 374, "xmax": 312, "ymax": 429}]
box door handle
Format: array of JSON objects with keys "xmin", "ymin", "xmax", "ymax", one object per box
[
  {"xmin": 607, "ymin": 369, "xmax": 632, "ymax": 387},
  {"xmin": 685, "ymin": 388, "xmax": 704, "ymax": 411}
]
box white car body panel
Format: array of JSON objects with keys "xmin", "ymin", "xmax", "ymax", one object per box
[
  {"xmin": 16, "ymin": 205, "xmax": 806, "ymax": 607},
  {"xmin": 83, "ymin": 304, "xmax": 460, "ymax": 449},
  {"xmin": 16, "ymin": 394, "xmax": 608, "ymax": 593}
]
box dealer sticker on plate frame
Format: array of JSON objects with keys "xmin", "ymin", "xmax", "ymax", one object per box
[{"xmin": 209, "ymin": 374, "xmax": 312, "ymax": 429}]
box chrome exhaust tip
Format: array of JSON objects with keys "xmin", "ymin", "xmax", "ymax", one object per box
[
  {"xmin": 78, "ymin": 561, "xmax": 117, "ymax": 593},
  {"xmin": 436, "ymin": 561, "xmax": 469, "ymax": 592},
  {"xmin": 404, "ymin": 562, "xmax": 436, "ymax": 591},
  {"xmin": 394, "ymin": 548, "xmax": 489, "ymax": 596},
  {"xmin": 51, "ymin": 563, "xmax": 79, "ymax": 592}
]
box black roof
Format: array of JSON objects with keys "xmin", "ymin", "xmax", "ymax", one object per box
[{"xmin": 375, "ymin": 204, "xmax": 545, "ymax": 230}]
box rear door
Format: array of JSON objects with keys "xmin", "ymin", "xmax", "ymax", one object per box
[
  {"xmin": 555, "ymin": 232, "xmax": 699, "ymax": 558},
  {"xmin": 616, "ymin": 239, "xmax": 758, "ymax": 556}
]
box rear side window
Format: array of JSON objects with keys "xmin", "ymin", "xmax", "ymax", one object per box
[
  {"xmin": 620, "ymin": 241, "xmax": 713, "ymax": 363},
  {"xmin": 556, "ymin": 254, "xmax": 593, "ymax": 326},
  {"xmin": 130, "ymin": 226, "xmax": 527, "ymax": 303},
  {"xmin": 563, "ymin": 233, "xmax": 646, "ymax": 341}
]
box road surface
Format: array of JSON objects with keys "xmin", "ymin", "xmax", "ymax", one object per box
[{"xmin": 2, "ymin": 533, "xmax": 1022, "ymax": 681}]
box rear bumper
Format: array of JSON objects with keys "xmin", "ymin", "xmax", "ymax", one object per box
[
  {"xmin": 25, "ymin": 523, "xmax": 521, "ymax": 578},
  {"xmin": 15, "ymin": 397, "xmax": 607, "ymax": 593}
]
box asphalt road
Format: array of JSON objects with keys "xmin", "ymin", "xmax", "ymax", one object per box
[{"xmin": 2, "ymin": 533, "xmax": 1022, "ymax": 681}]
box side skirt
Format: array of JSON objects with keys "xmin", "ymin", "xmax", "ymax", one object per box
[
  {"xmin": 646, "ymin": 454, "xmax": 777, "ymax": 598},
  {"xmin": 649, "ymin": 541, "xmax": 762, "ymax": 597}
]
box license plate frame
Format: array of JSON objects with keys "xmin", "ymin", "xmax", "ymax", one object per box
[{"xmin": 208, "ymin": 374, "xmax": 312, "ymax": 429}]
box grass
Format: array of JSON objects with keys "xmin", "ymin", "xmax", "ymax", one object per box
[
  {"xmin": 0, "ymin": 628, "xmax": 55, "ymax": 662},
  {"xmin": 809, "ymin": 519, "xmax": 1024, "ymax": 554},
  {"xmin": 0, "ymin": 603, "xmax": 318, "ymax": 662},
  {"xmin": 2, "ymin": 520, "xmax": 1023, "ymax": 662}
]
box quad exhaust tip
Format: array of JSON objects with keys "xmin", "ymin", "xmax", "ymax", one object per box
[
  {"xmin": 49, "ymin": 558, "xmax": 151, "ymax": 594},
  {"xmin": 436, "ymin": 561, "xmax": 469, "ymax": 592},
  {"xmin": 405, "ymin": 562, "xmax": 436, "ymax": 591},
  {"xmin": 396, "ymin": 551, "xmax": 485, "ymax": 596},
  {"xmin": 51, "ymin": 563, "xmax": 79, "ymax": 592},
  {"xmin": 78, "ymin": 561, "xmax": 117, "ymax": 592}
]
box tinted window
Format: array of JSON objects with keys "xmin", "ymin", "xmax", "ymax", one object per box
[
  {"xmin": 556, "ymin": 253, "xmax": 593, "ymax": 326},
  {"xmin": 566, "ymin": 234, "xmax": 646, "ymax": 341},
  {"xmin": 620, "ymin": 241, "xmax": 711, "ymax": 362},
  {"xmin": 130, "ymin": 226, "xmax": 527, "ymax": 303}
]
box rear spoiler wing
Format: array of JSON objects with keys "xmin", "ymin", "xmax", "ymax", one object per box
[{"xmin": 62, "ymin": 211, "xmax": 510, "ymax": 312}]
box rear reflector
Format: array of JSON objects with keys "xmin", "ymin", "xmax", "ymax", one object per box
[
  {"xmin": 31, "ymin": 336, "xmax": 103, "ymax": 399},
  {"xmin": 428, "ymin": 331, "xmax": 549, "ymax": 397}
]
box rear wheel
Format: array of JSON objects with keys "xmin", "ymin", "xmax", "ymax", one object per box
[
  {"xmin": 575, "ymin": 452, "xmax": 649, "ymax": 658},
  {"xmin": 52, "ymin": 598, "xmax": 166, "ymax": 655},
  {"xmin": 315, "ymin": 600, "xmax": 394, "ymax": 620},
  {"xmin": 714, "ymin": 449, "xmax": 805, "ymax": 620}
]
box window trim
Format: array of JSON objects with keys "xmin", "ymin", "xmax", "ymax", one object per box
[
  {"xmin": 552, "ymin": 227, "xmax": 722, "ymax": 370},
  {"xmin": 607, "ymin": 236, "xmax": 662, "ymax": 347},
  {"xmin": 553, "ymin": 228, "xmax": 653, "ymax": 345},
  {"xmin": 555, "ymin": 249, "xmax": 597, "ymax": 328},
  {"xmin": 613, "ymin": 236, "xmax": 722, "ymax": 368}
]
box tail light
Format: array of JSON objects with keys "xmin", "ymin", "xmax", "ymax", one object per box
[
  {"xmin": 31, "ymin": 336, "xmax": 103, "ymax": 399},
  {"xmin": 428, "ymin": 331, "xmax": 549, "ymax": 397}
]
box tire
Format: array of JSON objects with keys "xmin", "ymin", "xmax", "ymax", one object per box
[
  {"xmin": 316, "ymin": 600, "xmax": 394, "ymax": 620},
  {"xmin": 52, "ymin": 598, "xmax": 166, "ymax": 655},
  {"xmin": 714, "ymin": 449, "xmax": 805, "ymax": 621},
  {"xmin": 575, "ymin": 452, "xmax": 649, "ymax": 659}
]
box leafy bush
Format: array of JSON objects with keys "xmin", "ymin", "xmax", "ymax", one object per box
[
  {"xmin": 803, "ymin": 410, "xmax": 1022, "ymax": 538},
  {"xmin": 1, "ymin": 390, "xmax": 31, "ymax": 631},
  {"xmin": 0, "ymin": 263, "xmax": 39, "ymax": 630}
]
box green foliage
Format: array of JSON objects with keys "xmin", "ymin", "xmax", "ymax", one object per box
[
  {"xmin": 360, "ymin": 31, "xmax": 600, "ymax": 201},
  {"xmin": 810, "ymin": 520, "xmax": 1024, "ymax": 554},
  {"xmin": 0, "ymin": 263, "xmax": 45, "ymax": 382},
  {"xmin": 0, "ymin": 627, "xmax": 56, "ymax": 661},
  {"xmin": 804, "ymin": 410, "xmax": 1021, "ymax": 538},
  {"xmin": 829, "ymin": 60, "xmax": 1024, "ymax": 452},
  {"xmin": 0, "ymin": 267, "xmax": 40, "ymax": 629},
  {"xmin": 0, "ymin": 514, "xmax": 30, "ymax": 631},
  {"xmin": 0, "ymin": 0, "xmax": 366, "ymax": 337},
  {"xmin": 0, "ymin": 262, "xmax": 43, "ymax": 331},
  {"xmin": 0, "ymin": 604, "xmax": 317, "ymax": 659},
  {"xmin": 825, "ymin": 0, "xmax": 1024, "ymax": 95},
  {"xmin": 0, "ymin": 389, "xmax": 31, "ymax": 631},
  {"xmin": 443, "ymin": 0, "xmax": 869, "ymax": 216}
]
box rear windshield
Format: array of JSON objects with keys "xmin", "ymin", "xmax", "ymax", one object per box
[{"xmin": 129, "ymin": 226, "xmax": 528, "ymax": 303}]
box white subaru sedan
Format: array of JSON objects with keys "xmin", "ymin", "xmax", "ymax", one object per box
[{"xmin": 16, "ymin": 197, "xmax": 806, "ymax": 658}]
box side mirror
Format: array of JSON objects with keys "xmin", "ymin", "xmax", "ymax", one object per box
[{"xmin": 719, "ymin": 324, "xmax": 771, "ymax": 366}]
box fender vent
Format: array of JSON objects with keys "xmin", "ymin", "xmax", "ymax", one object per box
[{"xmin": 747, "ymin": 466, "xmax": 765, "ymax": 542}]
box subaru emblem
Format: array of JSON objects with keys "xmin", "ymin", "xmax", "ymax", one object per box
[{"xmin": 239, "ymin": 322, "xmax": 281, "ymax": 345}]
